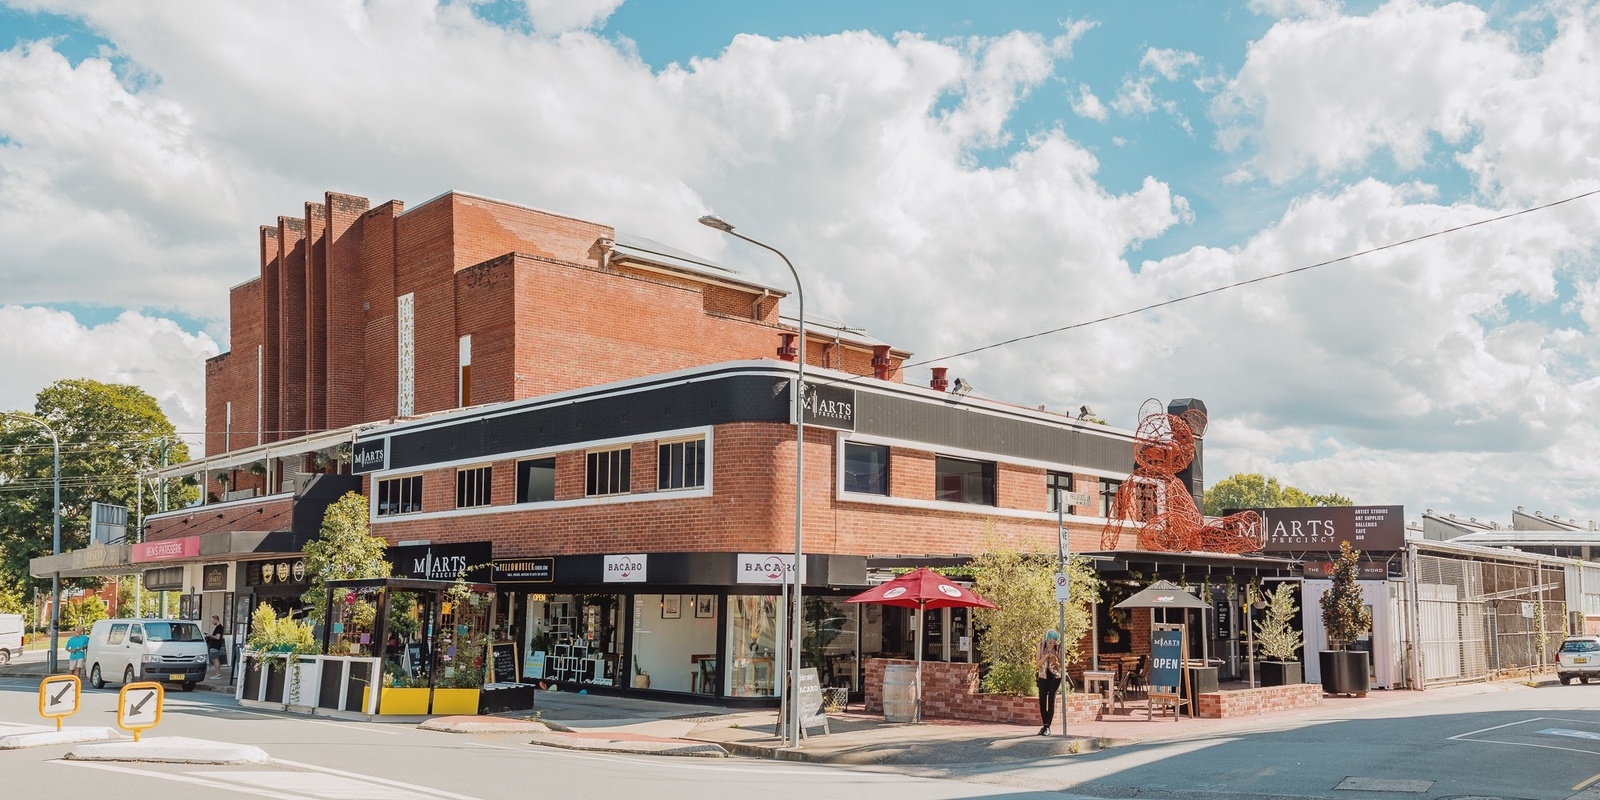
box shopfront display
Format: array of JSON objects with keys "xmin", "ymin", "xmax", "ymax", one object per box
[
  {"xmin": 523, "ymin": 594, "xmax": 622, "ymax": 687},
  {"xmin": 728, "ymin": 595, "xmax": 780, "ymax": 697}
]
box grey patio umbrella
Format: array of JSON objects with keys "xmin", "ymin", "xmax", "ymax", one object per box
[{"xmin": 1115, "ymin": 580, "xmax": 1210, "ymax": 665}]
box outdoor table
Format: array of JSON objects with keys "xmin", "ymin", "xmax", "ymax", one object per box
[{"xmin": 1081, "ymin": 670, "xmax": 1116, "ymax": 714}]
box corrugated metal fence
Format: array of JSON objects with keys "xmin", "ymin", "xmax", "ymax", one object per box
[{"xmin": 1415, "ymin": 554, "xmax": 1565, "ymax": 685}]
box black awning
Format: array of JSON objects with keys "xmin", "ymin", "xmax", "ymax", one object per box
[{"xmin": 1086, "ymin": 550, "xmax": 1300, "ymax": 579}]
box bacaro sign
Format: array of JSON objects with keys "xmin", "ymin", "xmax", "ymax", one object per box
[
  {"xmin": 1257, "ymin": 505, "xmax": 1405, "ymax": 552},
  {"xmin": 737, "ymin": 553, "xmax": 804, "ymax": 584}
]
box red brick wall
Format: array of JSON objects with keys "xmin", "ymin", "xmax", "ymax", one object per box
[
  {"xmin": 451, "ymin": 194, "xmax": 611, "ymax": 272},
  {"xmin": 360, "ymin": 200, "xmax": 403, "ymax": 422},
  {"xmin": 394, "ymin": 198, "xmax": 457, "ymax": 416},
  {"xmin": 261, "ymin": 226, "xmax": 281, "ymax": 444},
  {"xmin": 863, "ymin": 658, "xmax": 1103, "ymax": 725},
  {"xmin": 304, "ymin": 202, "xmax": 328, "ymax": 432},
  {"xmin": 204, "ymin": 277, "xmax": 266, "ymax": 456},
  {"xmin": 454, "ymin": 256, "xmax": 519, "ymax": 408},
  {"xmin": 1194, "ymin": 683, "xmax": 1322, "ymax": 718},
  {"xmin": 277, "ymin": 216, "xmax": 308, "ymax": 439},
  {"xmin": 325, "ymin": 192, "xmax": 370, "ymax": 429}
]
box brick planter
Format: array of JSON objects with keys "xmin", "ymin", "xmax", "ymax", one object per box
[
  {"xmin": 1194, "ymin": 682, "xmax": 1323, "ymax": 718},
  {"xmin": 864, "ymin": 658, "xmax": 1103, "ymax": 727}
]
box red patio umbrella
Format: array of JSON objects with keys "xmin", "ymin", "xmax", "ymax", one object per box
[{"xmin": 847, "ymin": 568, "xmax": 997, "ymax": 721}]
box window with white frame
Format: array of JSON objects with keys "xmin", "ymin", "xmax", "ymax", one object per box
[
  {"xmin": 456, "ymin": 465, "xmax": 491, "ymax": 508},
  {"xmin": 843, "ymin": 442, "xmax": 889, "ymax": 495},
  {"xmin": 935, "ymin": 456, "xmax": 995, "ymax": 505},
  {"xmin": 1048, "ymin": 472, "xmax": 1074, "ymax": 513},
  {"xmin": 657, "ymin": 438, "xmax": 706, "ymax": 491},
  {"xmin": 516, "ymin": 458, "xmax": 556, "ymax": 503},
  {"xmin": 586, "ymin": 447, "xmax": 631, "ymax": 497},
  {"xmin": 377, "ymin": 475, "xmax": 423, "ymax": 516}
]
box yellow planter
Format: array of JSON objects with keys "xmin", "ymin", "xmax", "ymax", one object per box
[
  {"xmin": 431, "ymin": 688, "xmax": 480, "ymax": 715},
  {"xmin": 364, "ymin": 686, "xmax": 431, "ymax": 715}
]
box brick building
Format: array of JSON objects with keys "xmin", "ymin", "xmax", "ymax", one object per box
[{"xmin": 36, "ymin": 187, "xmax": 1297, "ymax": 708}]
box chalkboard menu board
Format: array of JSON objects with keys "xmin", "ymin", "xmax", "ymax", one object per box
[{"xmin": 491, "ymin": 641, "xmax": 517, "ymax": 684}]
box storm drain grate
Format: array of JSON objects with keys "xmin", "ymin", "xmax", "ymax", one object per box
[{"xmin": 1335, "ymin": 777, "xmax": 1435, "ymax": 793}]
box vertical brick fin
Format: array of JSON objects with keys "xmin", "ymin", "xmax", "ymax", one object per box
[
  {"xmin": 361, "ymin": 200, "xmax": 403, "ymax": 422},
  {"xmin": 393, "ymin": 195, "xmax": 458, "ymax": 416},
  {"xmin": 304, "ymin": 202, "xmax": 328, "ymax": 433},
  {"xmin": 260, "ymin": 226, "xmax": 281, "ymax": 445},
  {"xmin": 277, "ymin": 216, "xmax": 308, "ymax": 443},
  {"xmin": 325, "ymin": 192, "xmax": 371, "ymax": 429}
]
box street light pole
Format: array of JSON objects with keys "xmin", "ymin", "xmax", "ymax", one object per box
[
  {"xmin": 699, "ymin": 214, "xmax": 804, "ymax": 748},
  {"xmin": 5, "ymin": 412, "xmax": 61, "ymax": 673}
]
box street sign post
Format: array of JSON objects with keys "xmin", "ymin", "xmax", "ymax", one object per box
[
  {"xmin": 38, "ymin": 674, "xmax": 80, "ymax": 731},
  {"xmin": 1054, "ymin": 572, "xmax": 1071, "ymax": 601},
  {"xmin": 117, "ymin": 681, "xmax": 164, "ymax": 741}
]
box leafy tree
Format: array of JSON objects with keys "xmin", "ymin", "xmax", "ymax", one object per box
[
  {"xmin": 1202, "ymin": 473, "xmax": 1351, "ymax": 516},
  {"xmin": 301, "ymin": 491, "xmax": 390, "ymax": 623},
  {"xmin": 116, "ymin": 575, "xmax": 179, "ymax": 618},
  {"xmin": 971, "ymin": 528, "xmax": 1101, "ymax": 695},
  {"xmin": 0, "ymin": 584, "xmax": 26, "ymax": 615},
  {"xmin": 1319, "ymin": 541, "xmax": 1372, "ymax": 650},
  {"xmin": 1252, "ymin": 583, "xmax": 1304, "ymax": 661},
  {"xmin": 60, "ymin": 595, "xmax": 108, "ymax": 630},
  {"xmin": 0, "ymin": 379, "xmax": 193, "ymax": 596}
]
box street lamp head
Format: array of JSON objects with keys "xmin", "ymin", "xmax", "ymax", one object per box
[{"xmin": 698, "ymin": 214, "xmax": 735, "ymax": 233}]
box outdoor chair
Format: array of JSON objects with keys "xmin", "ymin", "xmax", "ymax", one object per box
[{"xmin": 1113, "ymin": 656, "xmax": 1148, "ymax": 713}]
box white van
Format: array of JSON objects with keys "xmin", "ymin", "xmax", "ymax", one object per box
[
  {"xmin": 85, "ymin": 619, "xmax": 208, "ymax": 690},
  {"xmin": 0, "ymin": 613, "xmax": 22, "ymax": 664}
]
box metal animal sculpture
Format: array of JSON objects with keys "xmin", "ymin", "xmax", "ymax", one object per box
[{"xmin": 1099, "ymin": 399, "xmax": 1263, "ymax": 554}]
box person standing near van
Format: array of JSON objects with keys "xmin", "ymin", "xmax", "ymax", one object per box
[
  {"xmin": 1035, "ymin": 630, "xmax": 1064, "ymax": 735},
  {"xmin": 206, "ymin": 615, "xmax": 226, "ymax": 679},
  {"xmin": 66, "ymin": 627, "xmax": 89, "ymax": 677}
]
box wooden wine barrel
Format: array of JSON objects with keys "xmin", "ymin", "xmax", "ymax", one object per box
[{"xmin": 883, "ymin": 663, "xmax": 920, "ymax": 723}]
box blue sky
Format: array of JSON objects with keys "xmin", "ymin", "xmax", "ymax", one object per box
[{"xmin": 1, "ymin": 0, "xmax": 1598, "ymax": 524}]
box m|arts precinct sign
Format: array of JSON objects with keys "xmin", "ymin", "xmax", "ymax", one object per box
[{"xmin": 1255, "ymin": 505, "xmax": 1406, "ymax": 552}]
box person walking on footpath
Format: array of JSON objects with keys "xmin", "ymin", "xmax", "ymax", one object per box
[
  {"xmin": 66, "ymin": 626, "xmax": 89, "ymax": 677},
  {"xmin": 1036, "ymin": 629, "xmax": 1064, "ymax": 735},
  {"xmin": 206, "ymin": 615, "xmax": 227, "ymax": 679}
]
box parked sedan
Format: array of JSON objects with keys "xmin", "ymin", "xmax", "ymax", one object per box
[{"xmin": 1557, "ymin": 636, "xmax": 1600, "ymax": 684}]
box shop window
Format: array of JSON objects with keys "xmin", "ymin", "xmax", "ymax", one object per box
[
  {"xmin": 728, "ymin": 595, "xmax": 780, "ymax": 697},
  {"xmin": 1048, "ymin": 471, "xmax": 1074, "ymax": 513},
  {"xmin": 935, "ymin": 456, "xmax": 995, "ymax": 505},
  {"xmin": 843, "ymin": 442, "xmax": 889, "ymax": 495},
  {"xmin": 516, "ymin": 458, "xmax": 556, "ymax": 503},
  {"xmin": 456, "ymin": 465, "xmax": 491, "ymax": 508},
  {"xmin": 657, "ymin": 438, "xmax": 706, "ymax": 491},
  {"xmin": 585, "ymin": 448, "xmax": 631, "ymax": 497},
  {"xmin": 1100, "ymin": 478, "xmax": 1122, "ymax": 518},
  {"xmin": 377, "ymin": 475, "xmax": 423, "ymax": 516}
]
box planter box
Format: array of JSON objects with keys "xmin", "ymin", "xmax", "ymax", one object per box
[
  {"xmin": 432, "ymin": 688, "xmax": 480, "ymax": 715},
  {"xmin": 1261, "ymin": 661, "xmax": 1302, "ymax": 687},
  {"xmin": 364, "ymin": 686, "xmax": 431, "ymax": 715},
  {"xmin": 1318, "ymin": 650, "xmax": 1370, "ymax": 696},
  {"xmin": 481, "ymin": 683, "xmax": 537, "ymax": 714}
]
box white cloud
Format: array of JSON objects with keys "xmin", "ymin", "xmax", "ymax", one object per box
[
  {"xmin": 520, "ymin": 0, "xmax": 623, "ymax": 33},
  {"xmin": 1070, "ymin": 82, "xmax": 1107, "ymax": 120},
  {"xmin": 0, "ymin": 306, "xmax": 218, "ymax": 437},
  {"xmin": 1247, "ymin": 0, "xmax": 1341, "ymax": 19}
]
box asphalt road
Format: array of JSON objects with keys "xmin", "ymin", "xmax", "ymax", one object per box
[
  {"xmin": 0, "ymin": 676, "xmax": 1061, "ymax": 800},
  {"xmin": 4, "ymin": 673, "xmax": 1599, "ymax": 800}
]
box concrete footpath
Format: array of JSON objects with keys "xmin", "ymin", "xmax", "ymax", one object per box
[{"xmin": 506, "ymin": 677, "xmax": 1545, "ymax": 765}]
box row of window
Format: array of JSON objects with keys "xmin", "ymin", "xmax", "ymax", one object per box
[
  {"xmin": 376, "ymin": 439, "xmax": 707, "ymax": 517},
  {"xmin": 843, "ymin": 442, "xmax": 1122, "ymax": 515}
]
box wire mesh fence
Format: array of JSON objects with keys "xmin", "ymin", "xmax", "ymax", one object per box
[{"xmin": 1415, "ymin": 554, "xmax": 1564, "ymax": 685}]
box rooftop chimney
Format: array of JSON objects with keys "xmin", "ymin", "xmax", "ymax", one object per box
[
  {"xmin": 777, "ymin": 332, "xmax": 798, "ymax": 362},
  {"xmin": 872, "ymin": 345, "xmax": 892, "ymax": 380},
  {"xmin": 930, "ymin": 367, "xmax": 949, "ymax": 392}
]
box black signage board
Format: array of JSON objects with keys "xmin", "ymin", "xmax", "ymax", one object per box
[
  {"xmin": 388, "ymin": 541, "xmax": 493, "ymax": 583},
  {"xmin": 244, "ymin": 558, "xmax": 308, "ymax": 588},
  {"xmin": 1149, "ymin": 626, "xmax": 1184, "ymax": 688},
  {"xmin": 1256, "ymin": 505, "xmax": 1405, "ymax": 552},
  {"xmin": 1303, "ymin": 560, "xmax": 1391, "ymax": 580},
  {"xmin": 351, "ymin": 438, "xmax": 388, "ymax": 474},
  {"xmin": 797, "ymin": 667, "xmax": 828, "ymax": 732},
  {"xmin": 1213, "ymin": 597, "xmax": 1232, "ymax": 640},
  {"xmin": 491, "ymin": 641, "xmax": 518, "ymax": 684},
  {"xmin": 801, "ymin": 382, "xmax": 855, "ymax": 431},
  {"xmin": 202, "ymin": 564, "xmax": 229, "ymax": 592},
  {"xmin": 492, "ymin": 557, "xmax": 554, "ymax": 584}
]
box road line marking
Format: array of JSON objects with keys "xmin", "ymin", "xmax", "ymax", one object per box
[
  {"xmin": 1573, "ymin": 771, "xmax": 1600, "ymax": 791},
  {"xmin": 1454, "ymin": 736, "xmax": 1600, "ymax": 757},
  {"xmin": 304, "ymin": 718, "xmax": 401, "ymax": 735},
  {"xmin": 1448, "ymin": 716, "xmax": 1550, "ymax": 739},
  {"xmin": 56, "ymin": 761, "xmax": 308, "ymax": 800},
  {"xmin": 271, "ymin": 758, "xmax": 486, "ymax": 800}
]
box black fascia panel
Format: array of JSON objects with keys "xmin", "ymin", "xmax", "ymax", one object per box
[
  {"xmin": 387, "ymin": 374, "xmax": 790, "ymax": 470},
  {"xmin": 853, "ymin": 392, "xmax": 1134, "ymax": 474}
]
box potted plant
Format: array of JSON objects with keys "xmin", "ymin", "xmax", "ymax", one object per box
[
  {"xmin": 1319, "ymin": 541, "xmax": 1373, "ymax": 696},
  {"xmin": 243, "ymin": 604, "xmax": 318, "ymax": 706},
  {"xmin": 1253, "ymin": 583, "xmax": 1304, "ymax": 686},
  {"xmin": 633, "ymin": 655, "xmax": 650, "ymax": 689}
]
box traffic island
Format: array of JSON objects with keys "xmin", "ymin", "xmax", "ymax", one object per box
[
  {"xmin": 0, "ymin": 726, "xmax": 122, "ymax": 750},
  {"xmin": 529, "ymin": 730, "xmax": 727, "ymax": 758},
  {"xmin": 65, "ymin": 736, "xmax": 271, "ymax": 764},
  {"xmin": 419, "ymin": 715, "xmax": 549, "ymax": 734}
]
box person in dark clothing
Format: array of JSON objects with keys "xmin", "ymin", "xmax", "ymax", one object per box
[
  {"xmin": 1035, "ymin": 630, "xmax": 1063, "ymax": 735},
  {"xmin": 206, "ymin": 615, "xmax": 227, "ymax": 679}
]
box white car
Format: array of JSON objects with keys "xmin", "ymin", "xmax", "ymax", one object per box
[
  {"xmin": 85, "ymin": 619, "xmax": 209, "ymax": 691},
  {"xmin": 1557, "ymin": 636, "xmax": 1600, "ymax": 685},
  {"xmin": 0, "ymin": 613, "xmax": 22, "ymax": 664}
]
